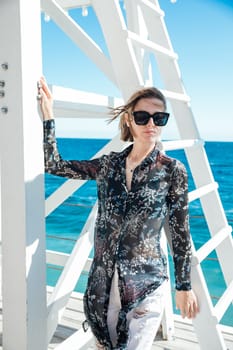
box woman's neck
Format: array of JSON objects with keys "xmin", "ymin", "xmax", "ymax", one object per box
[{"xmin": 128, "ymin": 142, "xmax": 156, "ymax": 162}]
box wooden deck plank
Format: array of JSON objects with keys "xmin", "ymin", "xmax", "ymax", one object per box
[
  {"xmin": 47, "ymin": 292, "xmax": 233, "ymax": 350},
  {"xmin": 0, "ymin": 292, "xmax": 233, "ymax": 349}
]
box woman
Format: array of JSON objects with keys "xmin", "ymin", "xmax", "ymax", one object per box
[{"xmin": 38, "ymin": 77, "xmax": 199, "ymax": 350}]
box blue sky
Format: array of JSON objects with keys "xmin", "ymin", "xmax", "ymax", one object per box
[{"xmin": 41, "ymin": 0, "xmax": 233, "ymax": 141}]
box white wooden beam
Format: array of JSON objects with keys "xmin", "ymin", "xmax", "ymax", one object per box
[
  {"xmin": 188, "ymin": 182, "xmax": 218, "ymax": 203},
  {"xmin": 163, "ymin": 138, "xmax": 203, "ymax": 151},
  {"xmin": 191, "ymin": 263, "xmax": 228, "ymax": 349},
  {"xmin": 0, "ymin": 168, "xmax": 1, "ymax": 244},
  {"xmin": 92, "ymin": 0, "xmax": 144, "ymax": 99},
  {"xmin": 124, "ymin": 0, "xmax": 149, "ymax": 82},
  {"xmin": 41, "ymin": 0, "xmax": 116, "ymax": 85},
  {"xmin": 0, "ymin": 0, "xmax": 47, "ymax": 349},
  {"xmin": 51, "ymin": 84, "xmax": 123, "ymax": 107},
  {"xmin": 193, "ymin": 225, "xmax": 232, "ymax": 264},
  {"xmin": 127, "ymin": 30, "xmax": 178, "ymax": 59},
  {"xmin": 139, "ymin": 0, "xmax": 164, "ymax": 17},
  {"xmin": 214, "ymin": 280, "xmax": 233, "ymax": 322},
  {"xmin": 46, "ymin": 250, "xmax": 92, "ymax": 271},
  {"xmin": 53, "ymin": 100, "xmax": 110, "ymax": 119},
  {"xmin": 50, "ymin": 84, "xmax": 123, "ymax": 119},
  {"xmin": 162, "ymin": 89, "xmax": 190, "ymax": 102},
  {"xmin": 140, "ymin": 0, "xmax": 183, "ymax": 93},
  {"xmin": 55, "ymin": 328, "xmax": 93, "ymax": 349},
  {"xmin": 56, "ymin": 0, "xmax": 91, "ymax": 9}
]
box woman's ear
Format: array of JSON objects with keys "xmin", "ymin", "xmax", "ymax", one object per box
[{"xmin": 124, "ymin": 111, "xmax": 130, "ymax": 127}]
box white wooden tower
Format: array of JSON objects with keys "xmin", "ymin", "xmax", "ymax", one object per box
[{"xmin": 0, "ymin": 0, "xmax": 233, "ymax": 350}]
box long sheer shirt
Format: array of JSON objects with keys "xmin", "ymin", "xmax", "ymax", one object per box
[{"xmin": 43, "ymin": 119, "xmax": 192, "ymax": 349}]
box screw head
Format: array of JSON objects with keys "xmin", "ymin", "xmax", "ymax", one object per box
[
  {"xmin": 1, "ymin": 63, "xmax": 8, "ymax": 70},
  {"xmin": 1, "ymin": 106, "xmax": 8, "ymax": 114}
]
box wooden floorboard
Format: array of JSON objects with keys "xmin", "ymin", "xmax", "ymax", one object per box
[
  {"xmin": 0, "ymin": 291, "xmax": 233, "ymax": 349},
  {"xmin": 47, "ymin": 292, "xmax": 233, "ymax": 350}
]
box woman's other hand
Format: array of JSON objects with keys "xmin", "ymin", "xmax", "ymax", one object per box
[
  {"xmin": 37, "ymin": 76, "xmax": 54, "ymax": 121},
  {"xmin": 175, "ymin": 289, "xmax": 199, "ymax": 319}
]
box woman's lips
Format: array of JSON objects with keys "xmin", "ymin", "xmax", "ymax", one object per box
[{"xmin": 144, "ymin": 129, "xmax": 156, "ymax": 135}]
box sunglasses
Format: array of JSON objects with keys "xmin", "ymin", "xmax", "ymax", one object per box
[{"xmin": 131, "ymin": 111, "xmax": 169, "ymax": 126}]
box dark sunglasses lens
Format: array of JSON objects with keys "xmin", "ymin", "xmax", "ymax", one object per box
[
  {"xmin": 153, "ymin": 113, "xmax": 169, "ymax": 126},
  {"xmin": 133, "ymin": 111, "xmax": 169, "ymax": 126},
  {"xmin": 133, "ymin": 111, "xmax": 149, "ymax": 125}
]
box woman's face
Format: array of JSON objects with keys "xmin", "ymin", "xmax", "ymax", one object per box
[{"xmin": 126, "ymin": 97, "xmax": 165, "ymax": 144}]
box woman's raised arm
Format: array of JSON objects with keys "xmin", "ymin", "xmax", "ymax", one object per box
[
  {"xmin": 37, "ymin": 76, "xmax": 54, "ymax": 121},
  {"xmin": 37, "ymin": 77, "xmax": 106, "ymax": 181}
]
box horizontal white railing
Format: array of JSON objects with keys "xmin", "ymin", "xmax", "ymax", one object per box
[
  {"xmin": 188, "ymin": 182, "xmax": 218, "ymax": 202},
  {"xmin": 192, "ymin": 225, "xmax": 232, "ymax": 265},
  {"xmin": 47, "ymin": 250, "xmax": 92, "ymax": 272},
  {"xmin": 214, "ymin": 280, "xmax": 233, "ymax": 322},
  {"xmin": 55, "ymin": 0, "xmax": 92, "ymax": 10},
  {"xmin": 127, "ymin": 29, "xmax": 178, "ymax": 59}
]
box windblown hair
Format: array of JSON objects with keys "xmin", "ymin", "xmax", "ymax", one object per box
[{"xmin": 109, "ymin": 87, "xmax": 167, "ymax": 142}]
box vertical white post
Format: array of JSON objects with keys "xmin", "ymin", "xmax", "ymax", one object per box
[
  {"xmin": 0, "ymin": 1, "xmax": 47, "ymax": 349},
  {"xmin": 92, "ymin": 0, "xmax": 144, "ymax": 99},
  {"xmin": 0, "ymin": 168, "xmax": 2, "ymax": 296}
]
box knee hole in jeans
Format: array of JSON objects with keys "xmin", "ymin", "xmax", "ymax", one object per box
[{"xmin": 133, "ymin": 307, "xmax": 149, "ymax": 319}]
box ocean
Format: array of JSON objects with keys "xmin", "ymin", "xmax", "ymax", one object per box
[{"xmin": 45, "ymin": 139, "xmax": 233, "ymax": 327}]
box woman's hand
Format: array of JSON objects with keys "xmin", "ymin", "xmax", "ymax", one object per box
[
  {"xmin": 37, "ymin": 76, "xmax": 54, "ymax": 121},
  {"xmin": 175, "ymin": 289, "xmax": 199, "ymax": 319}
]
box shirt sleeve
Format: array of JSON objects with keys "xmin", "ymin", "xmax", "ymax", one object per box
[
  {"xmin": 43, "ymin": 119, "xmax": 104, "ymax": 180},
  {"xmin": 167, "ymin": 160, "xmax": 192, "ymax": 291}
]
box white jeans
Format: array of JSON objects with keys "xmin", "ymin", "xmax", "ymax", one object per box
[{"xmin": 103, "ymin": 268, "xmax": 166, "ymax": 350}]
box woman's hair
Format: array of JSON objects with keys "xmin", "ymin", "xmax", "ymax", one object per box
[{"xmin": 109, "ymin": 87, "xmax": 167, "ymax": 142}]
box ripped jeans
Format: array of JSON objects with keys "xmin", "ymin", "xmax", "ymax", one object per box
[{"xmin": 96, "ymin": 267, "xmax": 166, "ymax": 350}]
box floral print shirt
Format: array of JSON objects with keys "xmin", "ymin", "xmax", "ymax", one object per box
[{"xmin": 44, "ymin": 119, "xmax": 192, "ymax": 349}]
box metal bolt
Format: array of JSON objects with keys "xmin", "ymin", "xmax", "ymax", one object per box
[
  {"xmin": 0, "ymin": 91, "xmax": 5, "ymax": 98},
  {"xmin": 1, "ymin": 106, "xmax": 8, "ymax": 114},
  {"xmin": 0, "ymin": 80, "xmax": 5, "ymax": 87},
  {"xmin": 1, "ymin": 62, "xmax": 8, "ymax": 70}
]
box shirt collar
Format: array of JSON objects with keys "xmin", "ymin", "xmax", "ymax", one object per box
[{"xmin": 119, "ymin": 142, "xmax": 161, "ymax": 165}]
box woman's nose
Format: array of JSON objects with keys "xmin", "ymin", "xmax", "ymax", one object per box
[{"xmin": 147, "ymin": 117, "xmax": 154, "ymax": 126}]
